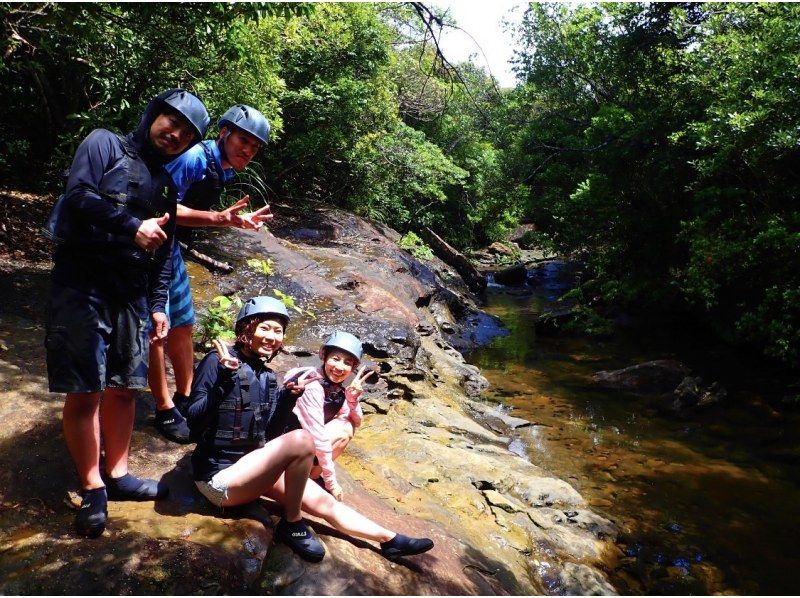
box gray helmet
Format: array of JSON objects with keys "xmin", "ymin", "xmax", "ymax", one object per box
[
  {"xmin": 218, "ymin": 104, "xmax": 270, "ymax": 145},
  {"xmin": 156, "ymin": 88, "xmax": 210, "ymax": 142},
  {"xmin": 236, "ymin": 296, "xmax": 290, "ymax": 328},
  {"xmin": 320, "ymin": 331, "xmax": 363, "ymax": 362}
]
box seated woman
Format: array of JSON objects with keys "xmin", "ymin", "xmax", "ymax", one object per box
[
  {"xmin": 281, "ymin": 330, "xmax": 374, "ymax": 501},
  {"xmin": 187, "ymin": 296, "xmax": 433, "ymax": 562}
]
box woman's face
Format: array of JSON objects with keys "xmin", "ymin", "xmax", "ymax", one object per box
[
  {"xmin": 248, "ymin": 318, "xmax": 284, "ymax": 358},
  {"xmin": 323, "ymin": 348, "xmax": 357, "ymax": 384}
]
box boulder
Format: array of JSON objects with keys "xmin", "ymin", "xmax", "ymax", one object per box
[
  {"xmin": 672, "ymin": 376, "xmax": 727, "ymax": 411},
  {"xmin": 493, "ymin": 263, "xmax": 528, "ymax": 286},
  {"xmin": 559, "ymin": 562, "xmax": 619, "ymax": 596},
  {"xmin": 488, "ymin": 242, "xmax": 516, "ymax": 256},
  {"xmin": 593, "ymin": 360, "xmax": 690, "ymax": 394}
]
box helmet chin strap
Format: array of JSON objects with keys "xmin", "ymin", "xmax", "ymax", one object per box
[
  {"xmin": 239, "ymin": 344, "xmax": 280, "ymax": 363},
  {"xmin": 263, "ymin": 346, "xmax": 282, "ymax": 363},
  {"xmin": 218, "ymin": 129, "xmax": 232, "ymax": 164}
]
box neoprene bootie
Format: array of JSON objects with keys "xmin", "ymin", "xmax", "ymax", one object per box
[
  {"xmin": 75, "ymin": 487, "xmax": 108, "ymax": 538},
  {"xmin": 380, "ymin": 533, "xmax": 434, "ymax": 559},
  {"xmin": 275, "ymin": 517, "xmax": 326, "ymax": 562},
  {"xmin": 155, "ymin": 406, "xmax": 191, "ymax": 444},
  {"xmin": 105, "ymin": 473, "xmax": 168, "ymax": 501}
]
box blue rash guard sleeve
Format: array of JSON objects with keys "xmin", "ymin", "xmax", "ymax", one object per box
[
  {"xmin": 63, "ymin": 129, "xmax": 142, "ymax": 238},
  {"xmin": 165, "ymin": 143, "xmax": 208, "ymax": 202}
]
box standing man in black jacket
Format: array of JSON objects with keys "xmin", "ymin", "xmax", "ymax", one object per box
[{"xmin": 45, "ymin": 89, "xmax": 209, "ymax": 537}]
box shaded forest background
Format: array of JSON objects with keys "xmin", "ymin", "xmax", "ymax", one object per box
[{"xmin": 1, "ymin": 2, "xmax": 798, "ymax": 368}]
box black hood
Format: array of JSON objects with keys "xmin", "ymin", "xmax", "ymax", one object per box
[{"xmin": 128, "ymin": 96, "xmax": 197, "ymax": 166}]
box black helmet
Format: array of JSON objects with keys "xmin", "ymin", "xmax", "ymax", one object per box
[
  {"xmin": 156, "ymin": 88, "xmax": 210, "ymax": 142},
  {"xmin": 218, "ymin": 104, "xmax": 270, "ymax": 145}
]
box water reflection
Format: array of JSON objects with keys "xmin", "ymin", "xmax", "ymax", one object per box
[{"xmin": 468, "ymin": 264, "xmax": 800, "ymax": 595}]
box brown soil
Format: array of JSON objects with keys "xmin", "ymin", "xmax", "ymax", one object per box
[{"xmin": 0, "ymin": 189, "xmax": 56, "ymax": 269}]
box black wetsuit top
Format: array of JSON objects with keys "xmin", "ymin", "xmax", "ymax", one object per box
[{"xmin": 187, "ymin": 346, "xmax": 290, "ymax": 482}]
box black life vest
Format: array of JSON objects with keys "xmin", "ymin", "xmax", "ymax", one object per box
[
  {"xmin": 43, "ymin": 132, "xmax": 172, "ymax": 261},
  {"xmin": 175, "ymin": 142, "xmax": 225, "ymax": 249},
  {"xmin": 320, "ymin": 378, "xmax": 347, "ymax": 423},
  {"xmin": 199, "ymin": 355, "xmax": 280, "ymax": 450}
]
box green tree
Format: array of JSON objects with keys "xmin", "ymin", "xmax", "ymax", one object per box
[
  {"xmin": 675, "ymin": 3, "xmax": 800, "ymax": 362},
  {"xmin": 0, "ymin": 2, "xmax": 308, "ymax": 183},
  {"xmin": 509, "ymin": 2, "xmax": 800, "ymax": 365}
]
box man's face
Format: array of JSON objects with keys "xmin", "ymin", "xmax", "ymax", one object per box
[
  {"xmin": 220, "ymin": 127, "xmax": 262, "ymax": 171},
  {"xmin": 149, "ymin": 110, "xmax": 195, "ymax": 157}
]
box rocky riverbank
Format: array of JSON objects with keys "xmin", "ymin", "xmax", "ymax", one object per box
[{"xmin": 0, "ymin": 192, "xmax": 619, "ymax": 595}]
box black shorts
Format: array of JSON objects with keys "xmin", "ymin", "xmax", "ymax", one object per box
[{"xmin": 45, "ymin": 281, "xmax": 150, "ymax": 393}]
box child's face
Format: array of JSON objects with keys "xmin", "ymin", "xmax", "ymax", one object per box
[
  {"xmin": 323, "ymin": 348, "xmax": 357, "ymax": 384},
  {"xmin": 248, "ymin": 318, "xmax": 284, "ymax": 358}
]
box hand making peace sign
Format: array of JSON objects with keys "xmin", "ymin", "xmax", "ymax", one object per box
[
  {"xmin": 222, "ymin": 195, "xmax": 273, "ymax": 230},
  {"xmin": 212, "ymin": 338, "xmax": 240, "ymax": 370},
  {"xmin": 347, "ymin": 366, "xmax": 377, "ymax": 394}
]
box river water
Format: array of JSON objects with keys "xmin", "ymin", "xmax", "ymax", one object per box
[{"xmin": 467, "ymin": 261, "xmax": 800, "ymax": 595}]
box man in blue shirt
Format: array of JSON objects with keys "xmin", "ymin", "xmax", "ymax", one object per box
[
  {"xmin": 46, "ymin": 89, "xmax": 210, "ymax": 538},
  {"xmin": 150, "ymin": 105, "xmax": 272, "ymax": 442}
]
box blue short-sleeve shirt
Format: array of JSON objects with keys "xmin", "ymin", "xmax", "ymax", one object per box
[{"xmin": 165, "ymin": 140, "xmax": 235, "ymax": 202}]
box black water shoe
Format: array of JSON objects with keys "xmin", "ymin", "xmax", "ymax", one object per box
[
  {"xmin": 173, "ymin": 392, "xmax": 192, "ymax": 417},
  {"xmin": 275, "ymin": 517, "xmax": 325, "ymax": 562},
  {"xmin": 105, "ymin": 473, "xmax": 168, "ymax": 501},
  {"xmin": 380, "ymin": 533, "xmax": 434, "ymax": 559},
  {"xmin": 75, "ymin": 487, "xmax": 107, "ymax": 538},
  {"xmin": 155, "ymin": 406, "xmax": 191, "ymax": 444}
]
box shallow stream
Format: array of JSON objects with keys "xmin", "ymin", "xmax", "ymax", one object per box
[{"xmin": 468, "ymin": 261, "xmax": 800, "ymax": 595}]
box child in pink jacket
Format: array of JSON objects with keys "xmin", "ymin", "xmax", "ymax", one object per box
[{"xmin": 283, "ymin": 331, "xmax": 374, "ymax": 502}]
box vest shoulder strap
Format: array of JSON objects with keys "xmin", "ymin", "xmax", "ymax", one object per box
[
  {"xmin": 200, "ymin": 141, "xmax": 225, "ymax": 181},
  {"xmin": 115, "ymin": 133, "xmax": 139, "ymax": 159}
]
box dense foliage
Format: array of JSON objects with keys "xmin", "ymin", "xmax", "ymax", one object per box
[
  {"xmin": 1, "ymin": 2, "xmax": 797, "ymax": 365},
  {"xmin": 509, "ymin": 3, "xmax": 800, "ymax": 365}
]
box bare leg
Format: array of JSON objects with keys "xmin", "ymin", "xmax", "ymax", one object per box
[
  {"xmin": 266, "ymin": 473, "xmax": 394, "ymax": 543},
  {"xmin": 100, "ymin": 387, "xmax": 136, "ymax": 478},
  {"xmin": 309, "ymin": 420, "xmax": 354, "ymax": 480},
  {"xmin": 148, "ymin": 338, "xmax": 172, "ymax": 411},
  {"xmin": 63, "ymin": 392, "xmax": 104, "ymax": 490},
  {"xmin": 219, "ymin": 429, "xmax": 315, "ymax": 522},
  {"xmin": 166, "ymin": 324, "xmax": 195, "ymax": 397}
]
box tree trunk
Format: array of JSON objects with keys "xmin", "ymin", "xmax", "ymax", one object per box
[
  {"xmin": 179, "ymin": 242, "xmax": 233, "ymax": 273},
  {"xmin": 419, "ymin": 227, "xmax": 486, "ymax": 293}
]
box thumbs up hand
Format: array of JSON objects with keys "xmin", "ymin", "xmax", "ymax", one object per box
[{"xmin": 135, "ymin": 213, "xmax": 170, "ymax": 251}]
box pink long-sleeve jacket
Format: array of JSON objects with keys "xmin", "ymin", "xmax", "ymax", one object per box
[{"xmin": 283, "ymin": 366, "xmax": 364, "ymax": 492}]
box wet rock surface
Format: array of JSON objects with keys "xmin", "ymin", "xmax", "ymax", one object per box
[
  {"xmin": 593, "ymin": 360, "xmax": 691, "ymax": 394},
  {"xmin": 0, "ymin": 201, "xmax": 617, "ymax": 594}
]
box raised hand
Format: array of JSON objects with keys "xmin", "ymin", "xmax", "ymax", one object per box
[
  {"xmin": 285, "ymin": 367, "xmax": 322, "ymax": 396},
  {"xmin": 220, "ymin": 196, "xmax": 251, "ymax": 228},
  {"xmin": 222, "ymin": 196, "xmax": 274, "ymax": 230},
  {"xmin": 240, "ymin": 203, "xmax": 273, "ymax": 230},
  {"xmin": 212, "ymin": 338, "xmax": 240, "ymax": 370},
  {"xmin": 135, "ymin": 213, "xmax": 169, "ymax": 251},
  {"xmin": 347, "ymin": 366, "xmax": 377, "ymax": 394}
]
